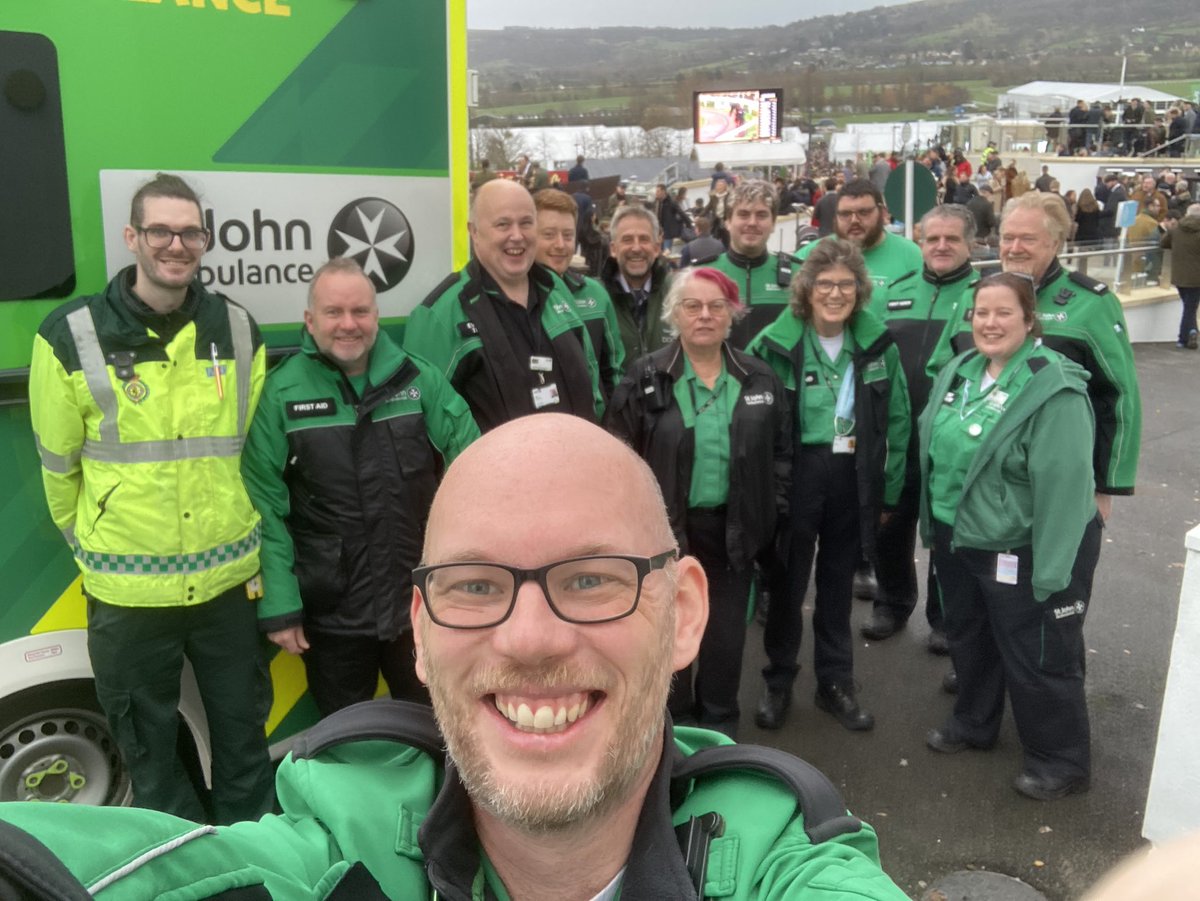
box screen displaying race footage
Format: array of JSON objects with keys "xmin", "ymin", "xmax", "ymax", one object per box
[{"xmin": 693, "ymin": 89, "xmax": 781, "ymax": 145}]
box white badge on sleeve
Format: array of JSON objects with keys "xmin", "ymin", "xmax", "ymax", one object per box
[
  {"xmin": 832, "ymin": 435, "xmax": 856, "ymax": 454},
  {"xmin": 531, "ymin": 383, "xmax": 561, "ymax": 409},
  {"xmin": 996, "ymin": 553, "xmax": 1019, "ymax": 585},
  {"xmin": 529, "ymin": 355, "xmax": 554, "ymax": 373}
]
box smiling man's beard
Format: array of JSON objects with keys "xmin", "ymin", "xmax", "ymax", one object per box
[{"xmin": 421, "ymin": 611, "xmax": 675, "ymax": 834}]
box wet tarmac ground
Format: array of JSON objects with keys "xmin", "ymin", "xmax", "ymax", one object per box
[{"xmin": 734, "ymin": 343, "xmax": 1200, "ymax": 900}]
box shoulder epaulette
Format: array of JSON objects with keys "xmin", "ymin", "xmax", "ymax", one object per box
[
  {"xmin": 420, "ymin": 271, "xmax": 465, "ymax": 309},
  {"xmin": 1027, "ymin": 355, "xmax": 1049, "ymax": 374},
  {"xmin": 888, "ymin": 269, "xmax": 918, "ymax": 289},
  {"xmin": 290, "ymin": 699, "xmax": 444, "ymax": 760},
  {"xmin": 1067, "ymin": 270, "xmax": 1109, "ymax": 295},
  {"xmin": 671, "ymin": 744, "xmax": 861, "ymax": 844}
]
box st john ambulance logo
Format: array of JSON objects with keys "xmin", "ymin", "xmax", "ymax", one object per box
[{"xmin": 328, "ymin": 198, "xmax": 414, "ymax": 292}]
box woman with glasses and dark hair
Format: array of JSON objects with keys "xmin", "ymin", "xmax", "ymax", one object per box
[
  {"xmin": 918, "ymin": 272, "xmax": 1100, "ymax": 801},
  {"xmin": 603, "ymin": 267, "xmax": 791, "ymax": 738},
  {"xmin": 748, "ymin": 239, "xmax": 909, "ymax": 733}
]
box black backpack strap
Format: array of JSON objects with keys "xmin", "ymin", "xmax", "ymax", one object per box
[
  {"xmin": 0, "ymin": 820, "xmax": 94, "ymax": 901},
  {"xmin": 290, "ymin": 699, "xmax": 444, "ymax": 761},
  {"xmin": 671, "ymin": 744, "xmax": 862, "ymax": 844}
]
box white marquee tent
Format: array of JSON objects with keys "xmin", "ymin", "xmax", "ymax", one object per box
[{"xmin": 998, "ymin": 81, "xmax": 1185, "ymax": 118}]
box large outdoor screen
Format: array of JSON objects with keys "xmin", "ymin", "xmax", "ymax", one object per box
[{"xmin": 693, "ymin": 89, "xmax": 782, "ymax": 144}]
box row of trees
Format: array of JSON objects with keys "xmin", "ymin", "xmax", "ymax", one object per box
[{"xmin": 471, "ymin": 125, "xmax": 693, "ymax": 169}]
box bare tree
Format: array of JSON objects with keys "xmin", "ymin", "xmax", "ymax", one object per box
[
  {"xmin": 536, "ymin": 130, "xmax": 556, "ymax": 167},
  {"xmin": 582, "ymin": 125, "xmax": 611, "ymax": 160},
  {"xmin": 611, "ymin": 129, "xmax": 634, "ymax": 159},
  {"xmin": 476, "ymin": 128, "xmax": 526, "ymax": 168},
  {"xmin": 671, "ymin": 128, "xmax": 692, "ymax": 158},
  {"xmin": 638, "ymin": 127, "xmax": 675, "ymax": 157}
]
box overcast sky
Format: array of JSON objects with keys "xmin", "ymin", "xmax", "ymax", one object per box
[{"xmin": 468, "ymin": 0, "xmax": 912, "ymax": 30}]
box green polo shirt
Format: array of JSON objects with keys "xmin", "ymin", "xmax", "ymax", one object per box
[
  {"xmin": 676, "ymin": 356, "xmax": 738, "ymax": 508},
  {"xmin": 799, "ymin": 330, "xmax": 856, "ymax": 446},
  {"xmin": 928, "ymin": 340, "xmax": 1037, "ymax": 524}
]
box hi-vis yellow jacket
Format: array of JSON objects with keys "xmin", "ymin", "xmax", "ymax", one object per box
[{"xmin": 28, "ymin": 268, "xmax": 266, "ymax": 607}]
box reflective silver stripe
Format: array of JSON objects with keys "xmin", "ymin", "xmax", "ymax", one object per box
[
  {"xmin": 62, "ymin": 526, "xmax": 76, "ymax": 547},
  {"xmin": 227, "ymin": 302, "xmax": 253, "ymax": 437},
  {"xmin": 35, "ymin": 435, "xmax": 81, "ymax": 473},
  {"xmin": 66, "ymin": 307, "xmax": 120, "ymax": 445},
  {"xmin": 87, "ymin": 825, "xmax": 217, "ymax": 895},
  {"xmin": 81, "ymin": 435, "xmax": 244, "ymax": 464}
]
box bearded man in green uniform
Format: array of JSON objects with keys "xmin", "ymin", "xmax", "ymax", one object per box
[
  {"xmin": 794, "ymin": 179, "xmax": 924, "ymax": 303},
  {"xmin": 0, "ymin": 416, "xmax": 911, "ymax": 901}
]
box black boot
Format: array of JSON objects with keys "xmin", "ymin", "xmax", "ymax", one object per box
[
  {"xmin": 815, "ymin": 683, "xmax": 874, "ymax": 731},
  {"xmin": 754, "ymin": 685, "xmax": 792, "ymax": 730}
]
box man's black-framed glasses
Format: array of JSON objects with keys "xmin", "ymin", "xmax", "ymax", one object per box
[
  {"xmin": 413, "ymin": 550, "xmax": 678, "ymax": 629},
  {"xmin": 137, "ymin": 226, "xmax": 210, "ymax": 250}
]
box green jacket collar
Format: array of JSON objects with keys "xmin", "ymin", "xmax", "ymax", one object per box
[
  {"xmin": 935, "ymin": 341, "xmax": 1090, "ymax": 489},
  {"xmin": 298, "ymin": 326, "xmax": 410, "ymax": 388},
  {"xmin": 756, "ymin": 305, "xmax": 891, "ymax": 357}
]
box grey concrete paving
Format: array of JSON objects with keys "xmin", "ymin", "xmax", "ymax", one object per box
[{"xmin": 735, "ymin": 342, "xmax": 1199, "ymax": 900}]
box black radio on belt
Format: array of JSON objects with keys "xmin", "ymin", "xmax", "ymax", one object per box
[{"xmin": 638, "ymin": 363, "xmax": 673, "ymax": 413}]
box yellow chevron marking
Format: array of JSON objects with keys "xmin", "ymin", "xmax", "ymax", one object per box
[
  {"xmin": 266, "ymin": 649, "xmax": 308, "ymax": 734},
  {"xmin": 31, "ymin": 577, "xmax": 87, "ymax": 634}
]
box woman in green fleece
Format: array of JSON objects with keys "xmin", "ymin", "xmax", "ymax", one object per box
[{"xmin": 919, "ymin": 272, "xmax": 1101, "ymax": 802}]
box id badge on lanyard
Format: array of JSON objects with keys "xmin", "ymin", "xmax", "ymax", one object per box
[
  {"xmin": 831, "ymin": 359, "xmax": 856, "ymax": 454},
  {"xmin": 530, "ymin": 355, "xmax": 559, "ymax": 408}
]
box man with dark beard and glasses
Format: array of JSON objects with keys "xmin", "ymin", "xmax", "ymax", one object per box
[{"xmin": 0, "ymin": 415, "xmax": 909, "ymax": 901}]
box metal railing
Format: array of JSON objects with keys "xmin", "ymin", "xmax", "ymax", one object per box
[{"xmin": 969, "ymin": 242, "xmax": 1175, "ymax": 294}]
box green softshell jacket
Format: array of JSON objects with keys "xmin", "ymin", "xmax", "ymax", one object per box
[
  {"xmin": 561, "ymin": 268, "xmax": 627, "ymax": 393},
  {"xmin": 918, "ymin": 342, "xmax": 1097, "ymax": 601},
  {"xmin": 935, "ymin": 259, "xmax": 1141, "ymax": 494},
  {"xmin": 748, "ymin": 307, "xmax": 910, "ymax": 561},
  {"xmin": 707, "ymin": 250, "xmax": 795, "ymax": 350},
  {"xmin": 793, "ymin": 232, "xmax": 923, "ymax": 302},
  {"xmin": 240, "ymin": 329, "xmax": 479, "ymax": 637},
  {"xmin": 0, "ymin": 702, "xmax": 910, "ymax": 901},
  {"xmin": 403, "ymin": 260, "xmax": 604, "ymax": 432}
]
